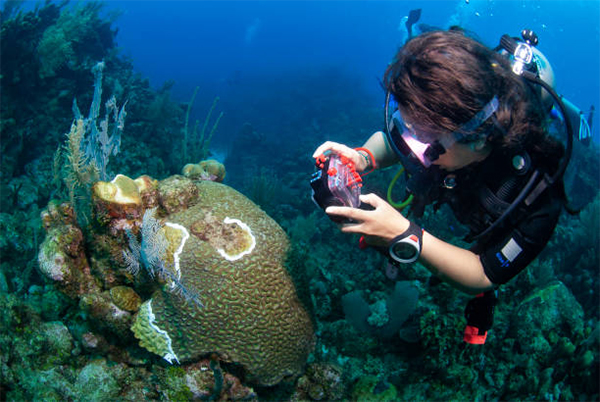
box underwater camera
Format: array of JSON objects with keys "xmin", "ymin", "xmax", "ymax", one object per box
[{"xmin": 310, "ymin": 153, "xmax": 362, "ymax": 223}]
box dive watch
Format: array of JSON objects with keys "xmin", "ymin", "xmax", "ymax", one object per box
[{"xmin": 389, "ymin": 221, "xmax": 423, "ymax": 264}]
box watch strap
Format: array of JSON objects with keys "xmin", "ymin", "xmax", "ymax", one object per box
[
  {"xmin": 391, "ymin": 221, "xmax": 422, "ymax": 245},
  {"xmin": 388, "ymin": 221, "xmax": 423, "ymax": 263}
]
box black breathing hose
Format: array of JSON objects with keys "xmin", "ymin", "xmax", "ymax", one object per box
[{"xmin": 521, "ymin": 70, "xmax": 574, "ymax": 186}]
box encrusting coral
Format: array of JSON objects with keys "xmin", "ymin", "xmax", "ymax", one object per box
[
  {"xmin": 38, "ymin": 200, "xmax": 100, "ymax": 298},
  {"xmin": 109, "ymin": 286, "xmax": 142, "ymax": 312},
  {"xmin": 182, "ymin": 158, "xmax": 226, "ymax": 182},
  {"xmin": 157, "ymin": 174, "xmax": 200, "ymax": 214}
]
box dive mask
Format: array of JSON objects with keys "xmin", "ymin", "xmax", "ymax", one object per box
[{"xmin": 384, "ymin": 92, "xmax": 499, "ymax": 168}]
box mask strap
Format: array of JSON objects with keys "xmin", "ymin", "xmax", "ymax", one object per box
[{"xmin": 454, "ymin": 96, "xmax": 500, "ymax": 141}]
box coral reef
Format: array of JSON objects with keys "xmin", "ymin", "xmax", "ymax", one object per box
[
  {"xmin": 159, "ymin": 358, "xmax": 258, "ymax": 401},
  {"xmin": 37, "ymin": 171, "xmax": 315, "ymax": 389},
  {"xmin": 292, "ymin": 362, "xmax": 345, "ymax": 401},
  {"xmin": 1, "ymin": 1, "xmax": 598, "ymax": 400}
]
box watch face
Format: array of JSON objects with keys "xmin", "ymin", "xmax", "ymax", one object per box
[{"xmin": 390, "ymin": 239, "xmax": 419, "ymax": 263}]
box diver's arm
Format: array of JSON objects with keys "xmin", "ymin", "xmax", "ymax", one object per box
[
  {"xmin": 359, "ymin": 130, "xmax": 401, "ymax": 170},
  {"xmin": 325, "ymin": 193, "xmax": 494, "ymax": 294},
  {"xmin": 420, "ymin": 231, "xmax": 494, "ymax": 294}
]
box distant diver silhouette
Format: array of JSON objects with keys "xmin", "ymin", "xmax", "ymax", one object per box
[{"xmin": 405, "ymin": 8, "xmax": 422, "ymax": 39}]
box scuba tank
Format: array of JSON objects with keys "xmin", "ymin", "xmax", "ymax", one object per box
[{"xmin": 500, "ymin": 30, "xmax": 593, "ymax": 145}]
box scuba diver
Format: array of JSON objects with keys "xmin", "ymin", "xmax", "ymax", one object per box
[
  {"xmin": 405, "ymin": 8, "xmax": 422, "ymax": 40},
  {"xmin": 312, "ymin": 28, "xmax": 593, "ymax": 344}
]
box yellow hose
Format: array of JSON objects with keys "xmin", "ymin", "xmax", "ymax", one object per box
[{"xmin": 387, "ymin": 167, "xmax": 413, "ymax": 210}]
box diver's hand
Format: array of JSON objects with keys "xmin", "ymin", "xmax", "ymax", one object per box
[
  {"xmin": 325, "ymin": 193, "xmax": 411, "ymax": 245},
  {"xmin": 312, "ymin": 141, "xmax": 369, "ymax": 172}
]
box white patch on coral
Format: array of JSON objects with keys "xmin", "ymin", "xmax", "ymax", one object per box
[
  {"xmin": 164, "ymin": 222, "xmax": 189, "ymax": 287},
  {"xmin": 217, "ymin": 217, "xmax": 256, "ymax": 261},
  {"xmin": 146, "ymin": 299, "xmax": 180, "ymax": 364}
]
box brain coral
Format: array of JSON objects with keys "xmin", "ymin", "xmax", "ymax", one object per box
[{"xmin": 132, "ymin": 180, "xmax": 314, "ymax": 386}]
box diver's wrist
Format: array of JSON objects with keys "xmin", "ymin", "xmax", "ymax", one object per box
[
  {"xmin": 354, "ymin": 147, "xmax": 376, "ymax": 173},
  {"xmin": 357, "ymin": 150, "xmax": 371, "ymax": 170}
]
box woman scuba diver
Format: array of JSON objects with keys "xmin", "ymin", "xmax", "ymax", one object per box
[{"xmin": 312, "ymin": 28, "xmax": 589, "ymax": 344}]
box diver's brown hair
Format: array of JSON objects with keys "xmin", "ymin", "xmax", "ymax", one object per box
[{"xmin": 384, "ymin": 29, "xmax": 563, "ymax": 168}]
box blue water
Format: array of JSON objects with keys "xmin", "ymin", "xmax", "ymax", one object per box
[{"xmin": 101, "ymin": 0, "xmax": 600, "ymax": 143}]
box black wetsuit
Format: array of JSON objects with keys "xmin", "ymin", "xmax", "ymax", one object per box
[{"xmin": 435, "ymin": 149, "xmax": 564, "ymax": 284}]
